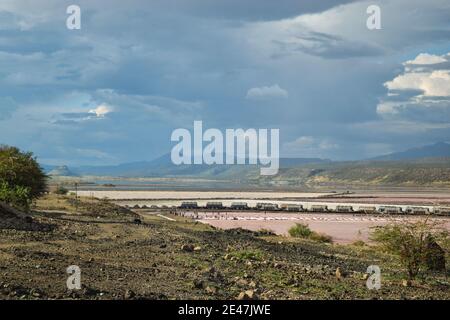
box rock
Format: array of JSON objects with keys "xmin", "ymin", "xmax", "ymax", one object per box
[
  {"xmin": 425, "ymin": 236, "xmax": 446, "ymax": 271},
  {"xmin": 335, "ymin": 267, "xmax": 342, "ymax": 280},
  {"xmin": 30, "ymin": 288, "xmax": 42, "ymax": 297},
  {"xmin": 193, "ymin": 279, "xmax": 205, "ymax": 289},
  {"xmin": 193, "ymin": 246, "xmax": 202, "ymax": 252},
  {"xmin": 205, "ymin": 286, "xmax": 217, "ymax": 294},
  {"xmin": 181, "ymin": 244, "xmax": 195, "ymax": 252},
  {"xmin": 237, "ymin": 290, "xmax": 258, "ymax": 300},
  {"xmin": 236, "ymin": 278, "xmax": 248, "ymax": 286},
  {"xmin": 124, "ymin": 289, "xmax": 135, "ymax": 299},
  {"xmin": 81, "ymin": 286, "xmax": 97, "ymax": 296}
]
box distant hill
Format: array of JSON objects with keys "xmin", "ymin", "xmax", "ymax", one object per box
[
  {"xmin": 48, "ymin": 165, "xmax": 78, "ymax": 177},
  {"xmin": 371, "ymin": 142, "xmax": 450, "ymax": 161},
  {"xmin": 42, "ymin": 154, "xmax": 328, "ymax": 178},
  {"xmin": 41, "ymin": 143, "xmax": 450, "ymax": 187}
]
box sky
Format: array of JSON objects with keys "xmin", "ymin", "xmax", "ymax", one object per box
[{"xmin": 0, "ymin": 0, "xmax": 449, "ymax": 166}]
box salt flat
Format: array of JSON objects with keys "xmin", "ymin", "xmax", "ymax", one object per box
[{"xmin": 75, "ymin": 190, "xmax": 333, "ymax": 200}]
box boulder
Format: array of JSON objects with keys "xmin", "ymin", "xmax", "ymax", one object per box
[{"xmin": 425, "ymin": 236, "xmax": 446, "ymax": 271}]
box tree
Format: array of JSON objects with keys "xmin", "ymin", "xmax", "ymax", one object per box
[
  {"xmin": 0, "ymin": 145, "xmax": 47, "ymax": 210},
  {"xmin": 371, "ymin": 219, "xmax": 448, "ymax": 280}
]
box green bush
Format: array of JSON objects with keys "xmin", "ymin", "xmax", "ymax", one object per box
[
  {"xmin": 54, "ymin": 185, "xmax": 69, "ymax": 195},
  {"xmin": 0, "ymin": 182, "xmax": 31, "ymax": 211},
  {"xmin": 0, "ymin": 145, "xmax": 47, "ymax": 211},
  {"xmin": 352, "ymin": 240, "xmax": 366, "ymax": 247},
  {"xmin": 371, "ymin": 219, "xmax": 448, "ymax": 279},
  {"xmin": 288, "ymin": 223, "xmax": 332, "ymax": 243},
  {"xmin": 288, "ymin": 223, "xmax": 313, "ymax": 238}
]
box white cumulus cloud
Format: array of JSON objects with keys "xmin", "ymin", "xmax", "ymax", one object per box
[
  {"xmin": 246, "ymin": 84, "xmax": 288, "ymax": 100},
  {"xmin": 89, "ymin": 104, "xmax": 113, "ymax": 117}
]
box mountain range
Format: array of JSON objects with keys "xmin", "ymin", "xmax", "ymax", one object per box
[{"xmin": 43, "ymin": 142, "xmax": 450, "ymax": 179}]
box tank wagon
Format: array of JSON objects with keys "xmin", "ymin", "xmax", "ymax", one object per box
[
  {"xmin": 281, "ymin": 204, "xmax": 303, "ymax": 212},
  {"xmin": 378, "ymin": 206, "xmax": 403, "ymax": 214},
  {"xmin": 434, "ymin": 207, "xmax": 450, "ymax": 216},
  {"xmin": 180, "ymin": 201, "xmax": 199, "ymax": 209},
  {"xmin": 230, "ymin": 202, "xmax": 249, "ymax": 210},
  {"xmin": 358, "ymin": 206, "xmax": 376, "ymax": 214},
  {"xmin": 206, "ymin": 201, "xmax": 224, "ymax": 209},
  {"xmin": 335, "ymin": 205, "xmax": 353, "ymax": 213},
  {"xmin": 405, "ymin": 206, "xmax": 430, "ymax": 215},
  {"xmin": 256, "ymin": 203, "xmax": 279, "ymax": 211},
  {"xmin": 310, "ymin": 205, "xmax": 328, "ymax": 212}
]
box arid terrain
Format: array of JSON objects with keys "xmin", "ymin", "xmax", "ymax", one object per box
[{"xmin": 0, "ymin": 194, "xmax": 449, "ymax": 300}]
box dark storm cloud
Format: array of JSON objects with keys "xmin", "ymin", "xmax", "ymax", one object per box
[{"xmin": 0, "ymin": 0, "xmax": 450, "ymax": 164}]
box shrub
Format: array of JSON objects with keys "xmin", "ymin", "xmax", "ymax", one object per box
[
  {"xmin": 371, "ymin": 219, "xmax": 448, "ymax": 279},
  {"xmin": 288, "ymin": 223, "xmax": 313, "ymax": 238},
  {"xmin": 54, "ymin": 185, "xmax": 69, "ymax": 195},
  {"xmin": 0, "ymin": 145, "xmax": 47, "ymax": 199},
  {"xmin": 0, "ymin": 145, "xmax": 47, "ymax": 211},
  {"xmin": 288, "ymin": 223, "xmax": 332, "ymax": 243},
  {"xmin": 0, "ymin": 182, "xmax": 31, "ymax": 211},
  {"xmin": 228, "ymin": 249, "xmax": 265, "ymax": 261},
  {"xmin": 256, "ymin": 228, "xmax": 276, "ymax": 236},
  {"xmin": 352, "ymin": 240, "xmax": 366, "ymax": 247}
]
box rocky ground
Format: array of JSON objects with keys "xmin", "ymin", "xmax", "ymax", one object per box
[{"xmin": 0, "ymin": 194, "xmax": 449, "ymax": 300}]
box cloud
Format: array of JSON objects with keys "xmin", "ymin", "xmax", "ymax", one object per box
[
  {"xmin": 246, "ymin": 84, "xmax": 288, "ymax": 100},
  {"xmin": 53, "ymin": 103, "xmax": 113, "ymax": 124},
  {"xmin": 378, "ymin": 52, "xmax": 450, "ymax": 122},
  {"xmin": 405, "ymin": 53, "xmax": 447, "ymax": 65},
  {"xmin": 385, "ymin": 70, "xmax": 450, "ymax": 97},
  {"xmin": 272, "ymin": 31, "xmax": 384, "ymax": 59},
  {"xmin": 89, "ymin": 104, "xmax": 113, "ymax": 117}
]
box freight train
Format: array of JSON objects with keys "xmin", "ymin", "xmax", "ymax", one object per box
[{"xmin": 127, "ymin": 202, "xmax": 448, "ymax": 216}]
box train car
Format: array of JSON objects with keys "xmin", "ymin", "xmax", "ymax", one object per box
[
  {"xmin": 281, "ymin": 204, "xmax": 303, "ymax": 212},
  {"xmin": 256, "ymin": 203, "xmax": 279, "ymax": 211},
  {"xmin": 310, "ymin": 205, "xmax": 328, "ymax": 212},
  {"xmin": 180, "ymin": 201, "xmax": 199, "ymax": 209},
  {"xmin": 405, "ymin": 206, "xmax": 430, "ymax": 215},
  {"xmin": 378, "ymin": 206, "xmax": 403, "ymax": 214},
  {"xmin": 434, "ymin": 206, "xmax": 450, "ymax": 216},
  {"xmin": 335, "ymin": 205, "xmax": 353, "ymax": 213},
  {"xmin": 230, "ymin": 202, "xmax": 249, "ymax": 210},
  {"xmin": 206, "ymin": 201, "xmax": 224, "ymax": 209},
  {"xmin": 358, "ymin": 206, "xmax": 377, "ymax": 214}
]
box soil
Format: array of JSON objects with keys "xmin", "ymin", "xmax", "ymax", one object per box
[{"xmin": 0, "ymin": 195, "xmax": 449, "ymax": 300}]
